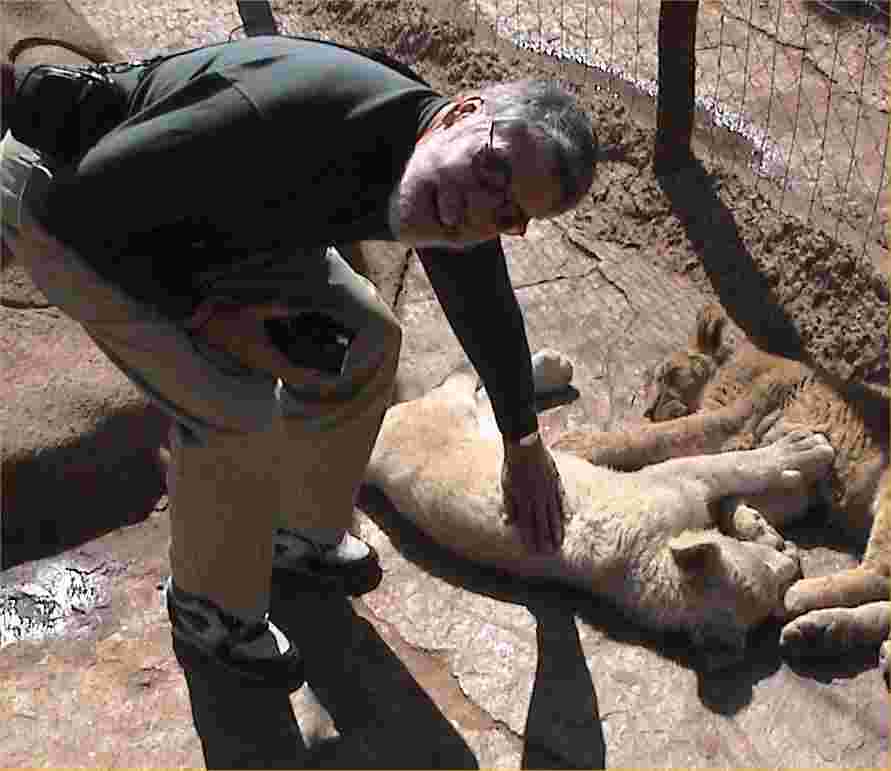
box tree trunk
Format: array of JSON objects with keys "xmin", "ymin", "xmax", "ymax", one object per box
[{"xmin": 653, "ymin": 0, "xmax": 699, "ymax": 175}]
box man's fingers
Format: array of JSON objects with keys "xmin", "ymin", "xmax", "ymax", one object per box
[
  {"xmin": 548, "ymin": 488, "xmax": 564, "ymax": 552},
  {"xmin": 539, "ymin": 490, "xmax": 562, "ymax": 553},
  {"xmin": 524, "ymin": 510, "xmax": 538, "ymax": 553},
  {"xmin": 502, "ymin": 447, "xmax": 567, "ymax": 554},
  {"xmin": 516, "ymin": 499, "xmax": 537, "ymax": 552},
  {"xmin": 535, "ymin": 488, "xmax": 559, "ymax": 554},
  {"xmin": 503, "ymin": 483, "xmax": 530, "ymax": 549}
]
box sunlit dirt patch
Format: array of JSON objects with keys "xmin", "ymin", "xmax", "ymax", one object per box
[{"xmin": 0, "ymin": 558, "xmax": 117, "ymax": 647}]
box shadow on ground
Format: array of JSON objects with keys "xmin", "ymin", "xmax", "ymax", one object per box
[
  {"xmin": 176, "ymin": 587, "xmax": 478, "ymax": 770},
  {"xmin": 174, "ymin": 575, "xmax": 611, "ymax": 770},
  {"xmin": 173, "ymin": 638, "xmax": 311, "ymax": 770},
  {"xmin": 656, "ymin": 160, "xmax": 805, "ymax": 361},
  {"xmin": 2, "ymin": 406, "xmax": 168, "ymax": 569},
  {"xmin": 280, "ymin": 589, "xmax": 478, "ymax": 769},
  {"xmin": 522, "ymin": 597, "xmax": 607, "ymax": 769}
]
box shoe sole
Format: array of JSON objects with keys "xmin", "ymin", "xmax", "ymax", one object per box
[
  {"xmin": 272, "ymin": 543, "xmax": 383, "ymax": 596},
  {"xmin": 272, "ymin": 555, "xmax": 383, "ymax": 596}
]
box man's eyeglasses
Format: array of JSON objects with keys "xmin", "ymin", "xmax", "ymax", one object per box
[{"xmin": 472, "ymin": 119, "xmax": 530, "ymax": 236}]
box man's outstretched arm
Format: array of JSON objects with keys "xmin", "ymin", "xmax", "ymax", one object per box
[{"xmin": 417, "ymin": 240, "xmax": 565, "ymax": 553}]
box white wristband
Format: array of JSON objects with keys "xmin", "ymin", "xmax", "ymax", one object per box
[{"xmin": 516, "ymin": 431, "xmax": 540, "ymax": 447}]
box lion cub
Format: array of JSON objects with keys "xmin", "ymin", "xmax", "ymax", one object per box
[
  {"xmin": 642, "ymin": 303, "xmax": 890, "ymax": 658},
  {"xmin": 366, "ymin": 351, "xmax": 833, "ymax": 670}
]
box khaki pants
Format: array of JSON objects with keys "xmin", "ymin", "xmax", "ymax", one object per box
[{"xmin": 2, "ymin": 134, "xmax": 401, "ymax": 620}]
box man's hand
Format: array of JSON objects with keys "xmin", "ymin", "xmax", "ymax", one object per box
[{"xmin": 502, "ymin": 432, "xmax": 566, "ymax": 553}]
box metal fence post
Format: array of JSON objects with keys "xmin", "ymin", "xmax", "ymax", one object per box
[{"xmin": 653, "ymin": 0, "xmax": 699, "ymax": 175}]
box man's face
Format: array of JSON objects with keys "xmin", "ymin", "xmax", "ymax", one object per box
[{"xmin": 391, "ymin": 111, "xmax": 564, "ymax": 248}]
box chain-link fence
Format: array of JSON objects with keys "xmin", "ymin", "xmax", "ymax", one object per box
[{"xmin": 465, "ymin": 0, "xmax": 888, "ymax": 262}]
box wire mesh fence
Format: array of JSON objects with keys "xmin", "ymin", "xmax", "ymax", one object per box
[{"xmin": 468, "ymin": 0, "xmax": 889, "ymax": 262}]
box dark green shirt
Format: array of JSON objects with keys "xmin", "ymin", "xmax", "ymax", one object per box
[{"xmin": 37, "ymin": 37, "xmax": 538, "ymax": 439}]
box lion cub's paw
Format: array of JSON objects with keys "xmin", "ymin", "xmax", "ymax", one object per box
[
  {"xmin": 780, "ymin": 601, "xmax": 891, "ymax": 654},
  {"xmin": 531, "ymin": 349, "xmax": 573, "ymax": 395},
  {"xmin": 767, "ymin": 430, "xmax": 835, "ymax": 487},
  {"xmin": 784, "ymin": 568, "xmax": 890, "ymax": 618}
]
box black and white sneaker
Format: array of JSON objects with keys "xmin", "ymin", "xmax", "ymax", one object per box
[
  {"xmin": 272, "ymin": 529, "xmax": 383, "ymax": 596},
  {"xmin": 164, "ymin": 578, "xmax": 305, "ymax": 690}
]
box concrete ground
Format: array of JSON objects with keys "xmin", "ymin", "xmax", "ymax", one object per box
[{"xmin": 1, "ymin": 1, "xmax": 888, "ymax": 767}]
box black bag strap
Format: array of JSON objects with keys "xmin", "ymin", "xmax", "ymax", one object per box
[
  {"xmin": 237, "ymin": 1, "xmax": 279, "ymax": 36},
  {"xmin": 10, "ymin": 64, "xmax": 128, "ymax": 162}
]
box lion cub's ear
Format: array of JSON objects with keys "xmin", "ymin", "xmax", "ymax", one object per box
[
  {"xmin": 695, "ymin": 303, "xmax": 728, "ymax": 355},
  {"xmin": 669, "ymin": 532, "xmax": 721, "ymax": 569}
]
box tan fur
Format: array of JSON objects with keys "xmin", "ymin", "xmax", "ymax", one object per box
[
  {"xmin": 631, "ymin": 303, "xmax": 890, "ymax": 658},
  {"xmin": 367, "ymin": 354, "xmax": 835, "ymax": 670}
]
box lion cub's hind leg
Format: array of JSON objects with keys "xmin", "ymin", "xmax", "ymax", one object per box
[
  {"xmin": 783, "ymin": 465, "xmax": 890, "ymax": 619},
  {"xmin": 780, "ymin": 601, "xmax": 891, "ymax": 656},
  {"xmin": 873, "ymin": 468, "xmax": 891, "ymax": 690},
  {"xmin": 781, "ymin": 468, "xmax": 891, "ymax": 660}
]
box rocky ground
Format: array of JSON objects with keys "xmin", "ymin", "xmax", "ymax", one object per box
[{"xmin": 1, "ymin": 0, "xmax": 888, "ymax": 768}]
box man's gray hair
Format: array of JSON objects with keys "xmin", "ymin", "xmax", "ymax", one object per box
[{"xmin": 478, "ymin": 79, "xmax": 597, "ymax": 215}]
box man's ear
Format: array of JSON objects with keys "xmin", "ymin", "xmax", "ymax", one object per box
[{"xmin": 442, "ymin": 95, "xmax": 484, "ymax": 127}]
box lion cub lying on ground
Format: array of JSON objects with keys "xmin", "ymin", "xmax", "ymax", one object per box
[
  {"xmin": 367, "ymin": 352, "xmax": 833, "ymax": 670},
  {"xmin": 620, "ymin": 303, "xmax": 889, "ymax": 662}
]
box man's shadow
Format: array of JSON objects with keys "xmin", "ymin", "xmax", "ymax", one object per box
[
  {"xmin": 173, "ymin": 637, "xmax": 310, "ymax": 770},
  {"xmin": 522, "ymin": 594, "xmax": 607, "ymax": 769},
  {"xmin": 275, "ymin": 586, "xmax": 479, "ymax": 769},
  {"xmin": 655, "ymin": 159, "xmax": 805, "ymax": 361},
  {"xmin": 2, "ymin": 405, "xmax": 169, "ymax": 569},
  {"xmin": 361, "ymin": 484, "xmax": 610, "ymax": 770},
  {"xmin": 173, "ymin": 584, "xmax": 479, "ymax": 770}
]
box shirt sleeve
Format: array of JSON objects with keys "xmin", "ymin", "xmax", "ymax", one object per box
[{"xmin": 417, "ymin": 240, "xmax": 538, "ymax": 440}]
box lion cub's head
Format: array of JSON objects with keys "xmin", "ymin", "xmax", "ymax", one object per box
[{"xmin": 644, "ymin": 303, "xmax": 734, "ymax": 421}]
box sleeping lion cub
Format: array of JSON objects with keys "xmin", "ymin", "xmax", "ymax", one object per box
[
  {"xmin": 630, "ymin": 303, "xmax": 889, "ymax": 661},
  {"xmin": 367, "ymin": 351, "xmax": 833, "ymax": 670}
]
